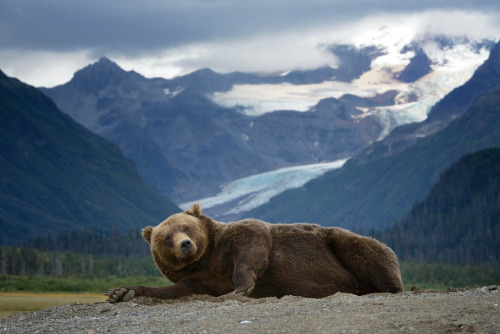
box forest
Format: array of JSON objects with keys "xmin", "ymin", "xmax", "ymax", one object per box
[
  {"xmin": 375, "ymin": 148, "xmax": 500, "ymax": 266},
  {"xmin": 0, "ymin": 229, "xmax": 155, "ymax": 278}
]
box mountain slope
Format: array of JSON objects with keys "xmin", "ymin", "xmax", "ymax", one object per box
[
  {"xmin": 357, "ymin": 40, "xmax": 500, "ymax": 164},
  {"xmin": 41, "ymin": 58, "xmax": 191, "ymax": 198},
  {"xmin": 249, "ymin": 41, "xmax": 500, "ymax": 230},
  {"xmin": 379, "ymin": 148, "xmax": 500, "ymax": 265},
  {"xmin": 0, "ymin": 70, "xmax": 180, "ymax": 242},
  {"xmin": 42, "ymin": 58, "xmax": 384, "ymax": 203}
]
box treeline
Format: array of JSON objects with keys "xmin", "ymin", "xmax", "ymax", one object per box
[
  {"xmin": 373, "ymin": 148, "xmax": 500, "ymax": 265},
  {"xmin": 22, "ymin": 228, "xmax": 150, "ymax": 256},
  {"xmin": 0, "ymin": 228, "xmax": 158, "ymax": 278},
  {"xmin": 0, "ymin": 245, "xmax": 159, "ymax": 278},
  {"xmin": 399, "ymin": 262, "xmax": 500, "ymax": 290}
]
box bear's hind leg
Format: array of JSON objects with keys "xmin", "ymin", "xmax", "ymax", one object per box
[{"xmin": 327, "ymin": 228, "xmax": 404, "ymax": 294}]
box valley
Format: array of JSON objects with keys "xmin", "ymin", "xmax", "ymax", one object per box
[{"xmin": 40, "ymin": 33, "xmax": 495, "ymax": 220}]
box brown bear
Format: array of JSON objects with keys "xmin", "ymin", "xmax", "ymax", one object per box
[{"xmin": 106, "ymin": 203, "xmax": 403, "ymax": 303}]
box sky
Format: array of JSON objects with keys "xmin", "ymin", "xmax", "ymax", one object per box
[{"xmin": 1, "ymin": 0, "xmax": 499, "ymax": 87}]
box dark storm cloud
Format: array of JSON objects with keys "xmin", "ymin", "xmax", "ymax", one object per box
[
  {"xmin": 1, "ymin": 0, "xmax": 499, "ymax": 87},
  {"xmin": 1, "ymin": 0, "xmax": 499, "ymax": 55}
]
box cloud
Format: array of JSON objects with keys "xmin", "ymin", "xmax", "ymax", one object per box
[
  {"xmin": 0, "ymin": 49, "xmax": 93, "ymax": 87},
  {"xmin": 2, "ymin": 0, "xmax": 499, "ymax": 54},
  {"xmin": 117, "ymin": 9, "xmax": 500, "ymax": 78},
  {"xmin": 116, "ymin": 29, "xmax": 340, "ymax": 78},
  {"xmin": 0, "ymin": 1, "xmax": 499, "ymax": 87}
]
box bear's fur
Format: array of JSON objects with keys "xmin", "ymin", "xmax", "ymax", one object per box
[{"xmin": 106, "ymin": 203, "xmax": 403, "ymax": 302}]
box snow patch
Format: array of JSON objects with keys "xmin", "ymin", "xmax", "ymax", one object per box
[
  {"xmin": 211, "ymin": 80, "xmax": 394, "ymax": 116},
  {"xmin": 164, "ymin": 87, "xmax": 184, "ymax": 98}
]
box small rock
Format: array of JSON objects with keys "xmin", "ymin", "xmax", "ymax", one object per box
[{"xmin": 99, "ymin": 306, "xmax": 112, "ymax": 314}]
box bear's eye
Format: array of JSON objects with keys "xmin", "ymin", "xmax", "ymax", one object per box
[
  {"xmin": 183, "ymin": 226, "xmax": 189, "ymax": 232},
  {"xmin": 165, "ymin": 234, "xmax": 172, "ymax": 241}
]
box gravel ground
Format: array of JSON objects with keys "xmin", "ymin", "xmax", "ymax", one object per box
[{"xmin": 1, "ymin": 286, "xmax": 498, "ymax": 333}]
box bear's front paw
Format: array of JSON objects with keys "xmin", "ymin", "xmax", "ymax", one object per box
[
  {"xmin": 105, "ymin": 287, "xmax": 136, "ymax": 303},
  {"xmin": 232, "ymin": 284, "xmax": 255, "ymax": 296}
]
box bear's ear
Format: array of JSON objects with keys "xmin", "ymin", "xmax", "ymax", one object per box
[
  {"xmin": 185, "ymin": 203, "xmax": 202, "ymax": 217},
  {"xmin": 142, "ymin": 226, "xmax": 153, "ymax": 244}
]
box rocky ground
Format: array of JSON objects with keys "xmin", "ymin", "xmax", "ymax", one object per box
[{"xmin": 1, "ymin": 286, "xmax": 498, "ymax": 333}]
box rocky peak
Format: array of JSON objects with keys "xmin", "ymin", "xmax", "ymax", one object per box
[{"xmin": 67, "ymin": 57, "xmax": 143, "ymax": 94}]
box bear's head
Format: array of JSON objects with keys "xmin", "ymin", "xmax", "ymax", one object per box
[{"xmin": 142, "ymin": 203, "xmax": 208, "ymax": 275}]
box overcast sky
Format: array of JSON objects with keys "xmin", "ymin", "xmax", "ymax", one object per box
[{"xmin": 1, "ymin": 0, "xmax": 499, "ymax": 87}]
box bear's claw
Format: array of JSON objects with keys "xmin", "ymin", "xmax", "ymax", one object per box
[
  {"xmin": 232, "ymin": 285, "xmax": 255, "ymax": 296},
  {"xmin": 105, "ymin": 287, "xmax": 135, "ymax": 303}
]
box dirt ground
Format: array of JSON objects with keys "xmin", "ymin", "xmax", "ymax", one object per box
[{"xmin": 1, "ymin": 286, "xmax": 498, "ymax": 333}]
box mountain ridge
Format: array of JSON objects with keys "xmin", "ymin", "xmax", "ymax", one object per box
[
  {"xmin": 40, "ymin": 35, "xmax": 495, "ymax": 210},
  {"xmin": 42, "ymin": 59, "xmax": 386, "ymax": 203},
  {"xmin": 0, "ymin": 70, "xmax": 180, "ymax": 242}
]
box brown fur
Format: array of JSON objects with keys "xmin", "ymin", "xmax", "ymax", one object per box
[{"xmin": 106, "ymin": 203, "xmax": 403, "ymax": 302}]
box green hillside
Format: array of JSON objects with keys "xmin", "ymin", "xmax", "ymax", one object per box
[
  {"xmin": 378, "ymin": 148, "xmax": 500, "ymax": 265},
  {"xmin": 0, "ymin": 70, "xmax": 180, "ymax": 242}
]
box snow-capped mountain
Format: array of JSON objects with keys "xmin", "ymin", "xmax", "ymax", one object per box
[
  {"xmin": 42, "ymin": 59, "xmax": 385, "ymax": 204},
  {"xmin": 211, "ymin": 30, "xmax": 493, "ymax": 138},
  {"xmin": 249, "ymin": 40, "xmax": 500, "ymax": 230},
  {"xmin": 178, "ymin": 33, "xmax": 495, "ymax": 219},
  {"xmin": 41, "ymin": 30, "xmax": 496, "ymax": 219}
]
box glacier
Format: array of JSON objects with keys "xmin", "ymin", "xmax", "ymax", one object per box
[
  {"xmin": 180, "ymin": 158, "xmax": 348, "ymax": 216},
  {"xmin": 210, "ymin": 29, "xmax": 491, "ymax": 138},
  {"xmin": 181, "ymin": 29, "xmax": 493, "ymax": 218}
]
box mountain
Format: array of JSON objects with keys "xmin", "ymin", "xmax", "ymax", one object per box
[
  {"xmin": 162, "ymin": 44, "xmax": 383, "ymax": 93},
  {"xmin": 39, "ymin": 58, "xmax": 189, "ymax": 197},
  {"xmin": 379, "ymin": 148, "xmax": 500, "ymax": 265},
  {"xmin": 396, "ymin": 49, "xmax": 431, "ymax": 83},
  {"xmin": 249, "ymin": 41, "xmax": 500, "ymax": 231},
  {"xmin": 41, "ymin": 35, "xmax": 494, "ymax": 210},
  {"xmin": 42, "ymin": 58, "xmax": 385, "ymax": 203},
  {"xmin": 0, "ymin": 70, "xmax": 180, "ymax": 243},
  {"xmin": 326, "ymin": 44, "xmax": 385, "ymax": 82},
  {"xmin": 361, "ymin": 38, "xmax": 500, "ymax": 161}
]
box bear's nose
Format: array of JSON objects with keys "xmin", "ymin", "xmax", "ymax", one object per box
[{"xmin": 180, "ymin": 239, "xmax": 192, "ymax": 252}]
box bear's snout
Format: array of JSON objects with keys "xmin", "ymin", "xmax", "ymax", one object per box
[
  {"xmin": 180, "ymin": 239, "xmax": 192, "ymax": 252},
  {"xmin": 171, "ymin": 232, "xmax": 198, "ymax": 259}
]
